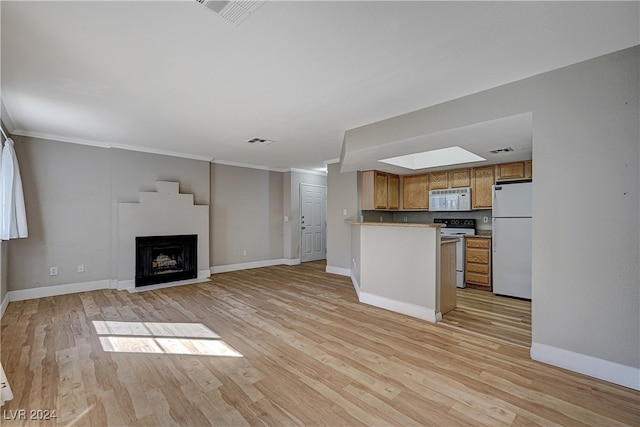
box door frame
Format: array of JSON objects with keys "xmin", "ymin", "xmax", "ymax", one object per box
[{"xmin": 299, "ymin": 183, "xmax": 327, "ymax": 263}]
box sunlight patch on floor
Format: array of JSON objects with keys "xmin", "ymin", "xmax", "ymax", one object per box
[{"xmin": 93, "ymin": 321, "xmax": 243, "ymax": 357}]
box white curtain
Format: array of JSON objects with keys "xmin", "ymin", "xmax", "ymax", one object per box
[
  {"xmin": 0, "ymin": 362, "xmax": 13, "ymax": 406},
  {"xmin": 0, "ymin": 138, "xmax": 28, "ymax": 240}
]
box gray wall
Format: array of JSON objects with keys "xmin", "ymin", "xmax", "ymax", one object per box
[
  {"xmin": 9, "ymin": 137, "xmax": 112, "ymax": 289},
  {"xmin": 326, "ymin": 163, "xmax": 357, "ymax": 271},
  {"xmin": 6, "ymin": 136, "xmax": 327, "ymax": 292},
  {"xmin": 8, "ymin": 136, "xmax": 210, "ymax": 291},
  {"xmin": 342, "ymin": 47, "xmax": 640, "ymax": 370},
  {"xmin": 210, "ymin": 163, "xmax": 284, "ymax": 266},
  {"xmin": 1, "ymin": 241, "xmax": 7, "ymax": 303}
]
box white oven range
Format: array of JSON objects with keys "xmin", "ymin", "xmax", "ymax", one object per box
[{"xmin": 434, "ymin": 218, "xmax": 476, "ymax": 288}]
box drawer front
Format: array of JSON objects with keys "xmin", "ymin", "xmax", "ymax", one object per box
[
  {"xmin": 466, "ymin": 263, "xmax": 490, "ymax": 274},
  {"xmin": 466, "ymin": 238, "xmax": 490, "ymax": 249},
  {"xmin": 466, "ymin": 248, "xmax": 489, "ymax": 264},
  {"xmin": 466, "ymin": 272, "xmax": 490, "ymax": 285}
]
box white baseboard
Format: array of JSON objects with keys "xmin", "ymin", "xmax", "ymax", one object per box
[
  {"xmin": 326, "ymin": 266, "xmax": 350, "ymax": 276},
  {"xmin": 118, "ymin": 270, "xmax": 210, "ymax": 291},
  {"xmin": 210, "ymin": 258, "xmax": 300, "ymax": 274},
  {"xmin": 117, "ymin": 280, "xmax": 135, "ymax": 291},
  {"xmin": 1, "ymin": 293, "xmax": 9, "ymax": 319},
  {"xmin": 358, "ymin": 291, "xmax": 438, "ymax": 323},
  {"xmin": 198, "ymin": 269, "xmax": 211, "ymax": 279},
  {"xmin": 531, "ymin": 342, "xmax": 640, "ymax": 391},
  {"xmin": 8, "ymin": 280, "xmax": 111, "ymax": 302},
  {"xmin": 127, "ymin": 277, "xmax": 210, "ymax": 293}
]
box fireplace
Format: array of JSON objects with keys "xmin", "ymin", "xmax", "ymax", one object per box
[{"xmin": 135, "ymin": 235, "xmax": 197, "ymax": 286}]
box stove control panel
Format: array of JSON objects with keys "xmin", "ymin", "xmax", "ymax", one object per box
[{"xmin": 433, "ymin": 218, "xmax": 476, "ymax": 229}]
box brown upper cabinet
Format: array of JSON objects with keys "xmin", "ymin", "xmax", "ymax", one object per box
[
  {"xmin": 450, "ymin": 169, "xmax": 471, "ymax": 188},
  {"xmin": 387, "ymin": 174, "xmax": 400, "ymax": 210},
  {"xmin": 362, "ymin": 170, "xmax": 400, "ymax": 210},
  {"xmin": 429, "ymin": 171, "xmax": 449, "ymax": 190},
  {"xmin": 362, "ymin": 161, "xmax": 529, "ymax": 211},
  {"xmin": 471, "ymin": 166, "xmax": 495, "ymax": 209},
  {"xmin": 402, "ymin": 174, "xmax": 429, "ymax": 210},
  {"xmin": 525, "ymin": 160, "xmax": 533, "ymax": 179},
  {"xmin": 496, "ymin": 161, "xmax": 527, "ymax": 182}
]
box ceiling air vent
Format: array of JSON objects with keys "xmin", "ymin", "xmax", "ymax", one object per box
[
  {"xmin": 247, "ymin": 138, "xmax": 274, "ymax": 146},
  {"xmin": 196, "ymin": 0, "xmax": 264, "ymax": 26},
  {"xmin": 489, "ymin": 147, "xmax": 514, "ymax": 154}
]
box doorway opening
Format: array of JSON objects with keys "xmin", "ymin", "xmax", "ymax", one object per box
[{"xmin": 300, "ymin": 183, "xmax": 326, "ymax": 263}]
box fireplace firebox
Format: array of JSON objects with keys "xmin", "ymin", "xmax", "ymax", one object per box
[{"xmin": 135, "ymin": 235, "xmax": 197, "ymax": 286}]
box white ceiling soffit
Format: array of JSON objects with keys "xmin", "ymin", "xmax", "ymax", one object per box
[
  {"xmin": 1, "ymin": 1, "xmax": 638, "ymax": 171},
  {"xmin": 342, "ymin": 113, "xmax": 534, "ymax": 175}
]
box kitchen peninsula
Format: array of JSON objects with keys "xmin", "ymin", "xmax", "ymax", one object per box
[{"xmin": 349, "ymin": 221, "xmax": 455, "ymax": 323}]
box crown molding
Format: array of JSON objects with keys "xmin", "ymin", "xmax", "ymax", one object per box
[
  {"xmin": 211, "ymin": 159, "xmax": 288, "ymax": 173},
  {"xmin": 211, "ymin": 160, "xmax": 327, "ymax": 176},
  {"xmin": 9, "ymin": 128, "xmax": 332, "ymax": 174},
  {"xmin": 9, "ymin": 129, "xmax": 215, "ymax": 162}
]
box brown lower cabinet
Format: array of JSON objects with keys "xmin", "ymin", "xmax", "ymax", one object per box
[{"xmin": 465, "ymin": 237, "xmax": 492, "ymax": 291}]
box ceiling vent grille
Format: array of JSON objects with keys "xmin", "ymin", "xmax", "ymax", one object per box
[
  {"xmin": 196, "ymin": 0, "xmax": 264, "ymax": 26},
  {"xmin": 489, "ymin": 147, "xmax": 514, "ymax": 154}
]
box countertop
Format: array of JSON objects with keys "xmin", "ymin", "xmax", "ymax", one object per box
[
  {"xmin": 441, "ymin": 237, "xmax": 460, "ymax": 244},
  {"xmin": 471, "ymin": 230, "xmax": 493, "ymax": 239},
  {"xmin": 348, "ymin": 221, "xmax": 444, "ymax": 229},
  {"xmin": 348, "ymin": 220, "xmax": 492, "ymax": 236}
]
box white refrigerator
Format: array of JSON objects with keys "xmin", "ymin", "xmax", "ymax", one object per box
[{"xmin": 492, "ymin": 182, "xmax": 532, "ymax": 299}]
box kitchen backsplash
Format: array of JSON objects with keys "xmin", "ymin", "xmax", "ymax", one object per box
[{"xmin": 362, "ymin": 209, "xmax": 493, "ymax": 230}]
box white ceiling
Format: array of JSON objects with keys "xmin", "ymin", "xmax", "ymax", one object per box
[{"xmin": 1, "ymin": 1, "xmax": 638, "ymax": 173}]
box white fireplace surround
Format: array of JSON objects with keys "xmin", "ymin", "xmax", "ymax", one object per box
[{"xmin": 117, "ymin": 181, "xmax": 210, "ymax": 290}]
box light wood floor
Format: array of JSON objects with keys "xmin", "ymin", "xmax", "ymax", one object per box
[
  {"xmin": 441, "ymin": 288, "xmax": 532, "ymax": 348},
  {"xmin": 2, "ymin": 261, "xmax": 638, "ymax": 426}
]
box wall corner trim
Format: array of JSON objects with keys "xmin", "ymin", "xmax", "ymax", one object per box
[
  {"xmin": 358, "ymin": 291, "xmax": 438, "ymax": 323},
  {"xmin": 350, "ymin": 271, "xmax": 361, "ymax": 298},
  {"xmin": 326, "ymin": 266, "xmax": 351, "ymax": 276},
  {"xmin": 531, "ymin": 342, "xmax": 640, "ymax": 391}
]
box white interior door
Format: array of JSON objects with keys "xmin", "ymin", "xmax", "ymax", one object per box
[{"xmin": 300, "ymin": 184, "xmax": 326, "ymax": 262}]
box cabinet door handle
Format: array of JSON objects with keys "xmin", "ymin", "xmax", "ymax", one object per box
[{"xmin": 301, "ymin": 227, "xmax": 306, "ymax": 230}]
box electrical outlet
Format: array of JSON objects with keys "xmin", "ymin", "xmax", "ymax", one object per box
[
  {"xmin": 243, "ymin": 250, "xmax": 247, "ymax": 256},
  {"xmin": 404, "ymin": 216, "xmax": 408, "ymax": 222},
  {"xmin": 379, "ymin": 216, "xmax": 383, "ymax": 222},
  {"xmin": 78, "ymin": 264, "xmax": 85, "ymax": 273},
  {"xmin": 284, "ymin": 215, "xmax": 289, "ymax": 222},
  {"xmin": 343, "ymin": 209, "xmax": 347, "ymax": 216},
  {"xmin": 49, "ymin": 266, "xmax": 58, "ymax": 276},
  {"xmin": 483, "ymin": 216, "xmax": 489, "ymax": 223}
]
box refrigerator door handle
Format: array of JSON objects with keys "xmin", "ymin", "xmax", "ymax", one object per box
[{"xmin": 492, "ymin": 218, "xmax": 497, "ymax": 253}]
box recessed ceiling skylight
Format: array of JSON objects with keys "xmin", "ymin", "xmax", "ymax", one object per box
[{"xmin": 378, "ymin": 146, "xmax": 486, "ymax": 170}]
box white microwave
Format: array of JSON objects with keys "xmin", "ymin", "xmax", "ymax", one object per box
[{"xmin": 429, "ymin": 188, "xmax": 472, "ymax": 211}]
